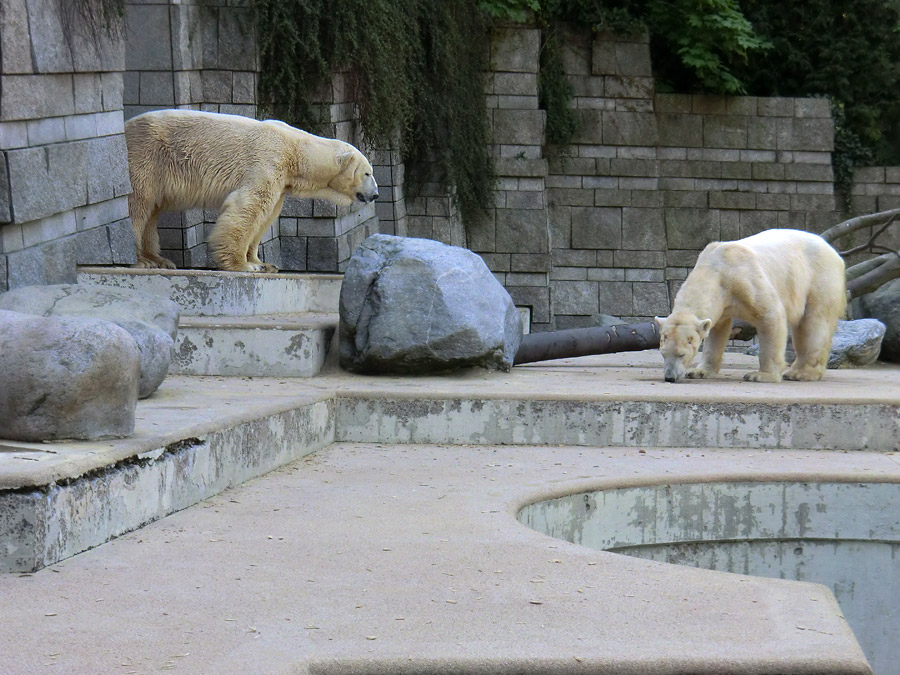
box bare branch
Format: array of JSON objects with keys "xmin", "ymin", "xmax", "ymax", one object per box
[
  {"xmin": 846, "ymin": 252, "xmax": 898, "ymax": 281},
  {"xmin": 847, "ymin": 254, "xmax": 900, "ymax": 299},
  {"xmin": 819, "ymin": 208, "xmax": 900, "ymax": 244},
  {"xmin": 839, "ymin": 211, "xmax": 900, "ymax": 256}
]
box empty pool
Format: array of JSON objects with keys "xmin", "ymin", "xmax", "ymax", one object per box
[{"xmin": 518, "ymin": 480, "xmax": 900, "ymax": 674}]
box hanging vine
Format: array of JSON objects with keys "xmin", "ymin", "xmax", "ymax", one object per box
[{"xmin": 251, "ymin": 0, "xmax": 494, "ymax": 224}]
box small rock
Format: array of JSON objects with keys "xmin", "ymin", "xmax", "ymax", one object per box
[
  {"xmin": 0, "ymin": 310, "xmax": 140, "ymax": 441},
  {"xmin": 340, "ymin": 234, "xmax": 522, "ymax": 374},
  {"xmin": 0, "ymin": 284, "xmax": 179, "ymax": 398}
]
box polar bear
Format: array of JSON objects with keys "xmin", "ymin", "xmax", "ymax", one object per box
[
  {"xmin": 125, "ymin": 109, "xmax": 379, "ymax": 272},
  {"xmin": 655, "ymin": 229, "xmax": 846, "ymax": 383}
]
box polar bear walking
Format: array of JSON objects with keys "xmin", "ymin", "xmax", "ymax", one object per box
[
  {"xmin": 125, "ymin": 109, "xmax": 379, "ymax": 272},
  {"xmin": 655, "ymin": 229, "xmax": 846, "ymax": 383}
]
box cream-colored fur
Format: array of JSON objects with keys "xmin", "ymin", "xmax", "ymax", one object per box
[
  {"xmin": 125, "ymin": 109, "xmax": 379, "ymax": 272},
  {"xmin": 655, "ymin": 229, "xmax": 846, "ymax": 383}
]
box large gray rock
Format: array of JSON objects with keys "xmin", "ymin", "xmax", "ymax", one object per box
[
  {"xmin": 0, "ymin": 284, "xmax": 179, "ymax": 398},
  {"xmin": 0, "ymin": 310, "xmax": 140, "ymax": 441},
  {"xmin": 340, "ymin": 234, "xmax": 522, "ymax": 374},
  {"xmin": 747, "ymin": 319, "xmax": 886, "ymax": 368},
  {"xmin": 859, "ymin": 277, "xmax": 900, "ymax": 363}
]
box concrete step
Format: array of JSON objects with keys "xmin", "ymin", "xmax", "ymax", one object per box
[
  {"xmin": 3, "ymin": 352, "xmax": 899, "ymax": 572},
  {"xmin": 76, "ymin": 266, "xmax": 342, "ymax": 316},
  {"xmin": 77, "ymin": 266, "xmax": 343, "ymax": 377},
  {"xmin": 174, "ymin": 312, "xmax": 337, "ymax": 377}
]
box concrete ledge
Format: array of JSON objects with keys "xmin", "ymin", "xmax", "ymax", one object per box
[
  {"xmin": 0, "ymin": 400, "xmax": 334, "ymax": 572},
  {"xmin": 336, "ymin": 397, "xmax": 899, "ymax": 450},
  {"xmin": 77, "ymin": 267, "xmax": 343, "ymax": 315}
]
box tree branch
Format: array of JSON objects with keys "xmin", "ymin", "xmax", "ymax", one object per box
[
  {"xmin": 839, "ymin": 212, "xmax": 900, "ymax": 256},
  {"xmin": 847, "ymin": 253, "xmax": 900, "ymax": 299},
  {"xmin": 820, "ymin": 208, "xmax": 900, "ymax": 244}
]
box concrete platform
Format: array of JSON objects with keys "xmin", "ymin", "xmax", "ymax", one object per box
[{"xmin": 1, "ymin": 351, "xmax": 898, "ymax": 673}]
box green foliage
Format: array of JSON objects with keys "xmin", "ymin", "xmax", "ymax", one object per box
[
  {"xmin": 539, "ymin": 27, "xmax": 578, "ymax": 146},
  {"xmin": 733, "ymin": 0, "xmax": 900, "ymax": 166},
  {"xmin": 831, "ymin": 99, "xmax": 875, "ymax": 209},
  {"xmin": 647, "ymin": 0, "xmax": 770, "ymax": 94},
  {"xmin": 479, "ymin": 0, "xmax": 540, "ymax": 22},
  {"xmin": 252, "ymin": 0, "xmax": 494, "ymax": 224}
]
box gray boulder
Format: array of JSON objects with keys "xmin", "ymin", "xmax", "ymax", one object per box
[
  {"xmin": 0, "ymin": 284, "xmax": 179, "ymax": 397},
  {"xmin": 340, "ymin": 234, "xmax": 522, "ymax": 374},
  {"xmin": 826, "ymin": 319, "xmax": 886, "ymax": 368},
  {"xmin": 859, "ymin": 277, "xmax": 900, "ymax": 363},
  {"xmin": 0, "ymin": 310, "xmax": 140, "ymax": 441},
  {"xmin": 746, "ymin": 319, "xmax": 886, "ymax": 368}
]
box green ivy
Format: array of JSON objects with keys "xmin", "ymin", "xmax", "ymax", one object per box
[
  {"xmin": 252, "ymin": 0, "xmax": 493, "ymax": 225},
  {"xmin": 539, "ymin": 25, "xmax": 578, "ymax": 147}
]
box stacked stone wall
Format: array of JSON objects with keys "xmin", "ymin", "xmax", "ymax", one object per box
[
  {"xmin": 7, "ymin": 8, "xmax": 900, "ymax": 318},
  {"xmin": 476, "ymin": 28, "xmax": 552, "ymax": 330},
  {"xmin": 1, "ymin": 0, "xmax": 132, "ymax": 292}
]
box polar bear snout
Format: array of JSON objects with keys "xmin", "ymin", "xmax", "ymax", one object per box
[{"xmin": 356, "ymin": 174, "xmax": 379, "ymax": 203}]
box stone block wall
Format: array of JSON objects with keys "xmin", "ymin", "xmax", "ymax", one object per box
[
  {"xmin": 534, "ymin": 28, "xmax": 842, "ymax": 326},
  {"xmin": 546, "ymin": 29, "xmax": 667, "ymax": 327},
  {"xmin": 477, "ymin": 27, "xmax": 551, "ymax": 331},
  {"xmin": 850, "ymin": 167, "xmax": 900, "ymax": 253},
  {"xmin": 0, "ymin": 0, "xmax": 133, "ymax": 292}
]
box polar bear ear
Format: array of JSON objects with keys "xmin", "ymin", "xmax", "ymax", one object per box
[
  {"xmin": 654, "ymin": 316, "xmax": 666, "ymax": 330},
  {"xmin": 335, "ymin": 151, "xmax": 354, "ymax": 169},
  {"xmin": 697, "ymin": 318, "xmax": 713, "ymax": 338}
]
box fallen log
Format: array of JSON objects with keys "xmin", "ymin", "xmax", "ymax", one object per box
[{"xmin": 513, "ymin": 319, "xmax": 757, "ymax": 365}]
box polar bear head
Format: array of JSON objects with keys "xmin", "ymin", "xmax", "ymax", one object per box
[
  {"xmin": 654, "ymin": 311, "xmax": 712, "ymax": 382},
  {"xmin": 327, "ymin": 148, "xmax": 379, "ymax": 205}
]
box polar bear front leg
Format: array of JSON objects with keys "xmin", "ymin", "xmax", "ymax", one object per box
[
  {"xmin": 686, "ymin": 318, "xmax": 731, "ymax": 379},
  {"xmin": 209, "ymin": 185, "xmax": 281, "ymax": 272},
  {"xmin": 245, "ymin": 194, "xmax": 285, "ymax": 274},
  {"xmin": 744, "ymin": 309, "xmax": 788, "ymax": 383}
]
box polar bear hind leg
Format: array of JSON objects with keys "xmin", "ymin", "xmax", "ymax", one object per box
[
  {"xmin": 129, "ymin": 196, "xmax": 176, "ymax": 270},
  {"xmin": 784, "ymin": 297, "xmax": 841, "ymax": 381}
]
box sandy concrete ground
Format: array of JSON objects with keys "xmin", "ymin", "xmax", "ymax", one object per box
[
  {"xmin": 1, "ymin": 351, "xmax": 898, "ymax": 673},
  {"xmin": 2, "ymin": 442, "xmax": 895, "ymax": 674}
]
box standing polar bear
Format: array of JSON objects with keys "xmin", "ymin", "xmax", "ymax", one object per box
[
  {"xmin": 656, "ymin": 229, "xmax": 846, "ymax": 383},
  {"xmin": 125, "ymin": 109, "xmax": 379, "ymax": 272}
]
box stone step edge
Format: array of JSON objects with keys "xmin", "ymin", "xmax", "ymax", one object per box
[
  {"xmin": 2, "ymin": 400, "xmax": 335, "ymax": 573},
  {"xmin": 178, "ymin": 312, "xmax": 338, "ymax": 330},
  {"xmin": 76, "ymin": 266, "xmax": 343, "ymax": 317}
]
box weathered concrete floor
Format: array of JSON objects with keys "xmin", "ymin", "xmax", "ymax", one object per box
[
  {"xmin": 1, "ymin": 352, "xmax": 898, "ymax": 673},
  {"xmin": 3, "ymin": 442, "xmax": 897, "ymax": 674}
]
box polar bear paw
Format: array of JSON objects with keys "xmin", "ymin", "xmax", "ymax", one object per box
[
  {"xmin": 134, "ymin": 255, "xmax": 176, "ymax": 270},
  {"xmin": 686, "ymin": 368, "xmax": 713, "ymax": 379},
  {"xmin": 743, "ymin": 370, "xmax": 782, "ymax": 383},
  {"xmin": 783, "ymin": 366, "xmax": 824, "ymax": 382},
  {"xmin": 243, "ymin": 261, "xmax": 279, "ymax": 273}
]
